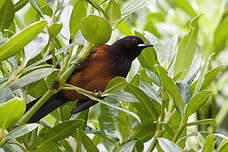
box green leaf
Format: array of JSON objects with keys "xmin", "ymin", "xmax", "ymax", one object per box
[
  {"xmin": 0, "ymin": 20, "xmax": 48, "ymax": 61},
  {"xmin": 158, "ymin": 138, "xmax": 182, "ymax": 152},
  {"xmin": 81, "ymin": 15, "xmax": 112, "ymax": 44},
  {"xmin": 202, "ymin": 134, "xmax": 216, "ymax": 152},
  {"xmin": 9, "ymin": 68, "xmax": 56, "ymax": 90},
  {"xmin": 155, "ymin": 65, "xmax": 184, "ymax": 111},
  {"xmin": 6, "ymin": 123, "xmax": 39, "ymax": 138},
  {"xmin": 79, "ymin": 130, "xmax": 99, "ymax": 152},
  {"xmin": 115, "ymin": 140, "xmax": 137, "ymax": 152},
  {"xmin": 126, "ymin": 83, "xmax": 158, "ymax": 120},
  {"xmin": 217, "ymin": 139, "xmax": 228, "ymax": 152},
  {"xmin": 69, "ymin": 0, "xmax": 87, "ymax": 40},
  {"xmin": 194, "ymin": 53, "xmax": 215, "ymax": 95},
  {"xmin": 28, "ymin": 0, "xmax": 44, "ymax": 18},
  {"xmin": 0, "ymin": 98, "xmax": 26, "ymax": 129},
  {"xmin": 14, "ymin": 0, "xmax": 29, "ymax": 12},
  {"xmin": 177, "ymin": 82, "xmax": 191, "ymax": 105},
  {"xmin": 104, "ymin": 77, "xmax": 127, "ymax": 95},
  {"xmin": 85, "ymin": 0, "xmax": 108, "ymax": 19},
  {"xmin": 0, "ymin": 0, "xmax": 15, "ymax": 32},
  {"xmin": 174, "ymin": 15, "xmax": 200, "ymax": 79},
  {"xmin": 213, "ymin": 15, "xmax": 228, "ymax": 52},
  {"xmin": 105, "ymin": 0, "xmax": 121, "ymax": 24},
  {"xmin": 48, "ymin": 22, "xmax": 63, "ymax": 38},
  {"xmin": 40, "ymin": 120, "xmax": 84, "ymax": 144},
  {"xmin": 173, "ymin": 0, "xmax": 197, "ymax": 17},
  {"xmin": 185, "ymin": 91, "xmax": 211, "ymax": 117},
  {"xmin": 187, "ymin": 119, "xmax": 216, "ymax": 127},
  {"xmin": 190, "ymin": 65, "xmax": 224, "ymax": 91}
]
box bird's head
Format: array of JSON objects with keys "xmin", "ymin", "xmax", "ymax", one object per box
[{"xmin": 111, "ymin": 36, "xmax": 153, "ymax": 60}]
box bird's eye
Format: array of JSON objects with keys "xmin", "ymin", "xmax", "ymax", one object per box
[{"xmin": 132, "ymin": 38, "xmax": 138, "ymax": 43}]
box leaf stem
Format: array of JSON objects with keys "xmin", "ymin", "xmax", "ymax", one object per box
[{"xmin": 172, "ymin": 117, "xmax": 187, "ymax": 143}]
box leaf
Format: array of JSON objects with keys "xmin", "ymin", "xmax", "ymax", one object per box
[
  {"xmin": 69, "ymin": 0, "xmax": 87, "ymax": 40},
  {"xmin": 0, "ymin": 20, "xmax": 47, "ymax": 61},
  {"xmin": 191, "ymin": 65, "xmax": 224, "ymax": 91},
  {"xmin": 158, "ymin": 138, "xmax": 182, "ymax": 152},
  {"xmin": 174, "ymin": 15, "xmax": 200, "ymax": 79},
  {"xmin": 85, "ymin": 0, "xmax": 108, "ymax": 19},
  {"xmin": 81, "ymin": 15, "xmax": 112, "ymax": 44},
  {"xmin": 194, "ymin": 53, "xmax": 215, "ymax": 95},
  {"xmin": 217, "ymin": 139, "xmax": 228, "ymax": 152},
  {"xmin": 6, "ymin": 123, "xmax": 39, "ymax": 138},
  {"xmin": 126, "ymin": 83, "xmax": 158, "ymax": 120},
  {"xmin": 115, "ymin": 140, "xmax": 137, "ymax": 152},
  {"xmin": 28, "ymin": 0, "xmax": 44, "ymax": 18},
  {"xmin": 79, "ymin": 130, "xmax": 99, "ymax": 152},
  {"xmin": 0, "ymin": 98, "xmax": 26, "ymax": 129},
  {"xmin": 105, "ymin": 0, "xmax": 121, "ymax": 24},
  {"xmin": 9, "ymin": 68, "xmax": 56, "ymax": 90},
  {"xmin": 104, "ymin": 77, "xmax": 127, "ymax": 95},
  {"xmin": 155, "ymin": 65, "xmax": 184, "ymax": 111},
  {"xmin": 202, "ymin": 134, "xmax": 216, "ymax": 152},
  {"xmin": 40, "ymin": 120, "xmax": 84, "ymax": 144},
  {"xmin": 213, "ymin": 15, "xmax": 228, "ymax": 52},
  {"xmin": 176, "ymin": 82, "xmax": 191, "ymax": 105},
  {"xmin": 185, "ymin": 91, "xmax": 211, "ymax": 117},
  {"xmin": 184, "ymin": 55, "xmax": 201, "ymax": 85},
  {"xmin": 187, "ymin": 119, "xmax": 216, "ymax": 127},
  {"xmin": 48, "ymin": 22, "xmax": 63, "ymax": 38},
  {"xmin": 0, "ymin": 0, "xmax": 15, "ymax": 32},
  {"xmin": 14, "ymin": 0, "xmax": 29, "ymax": 12},
  {"xmin": 173, "ymin": 0, "xmax": 197, "ymax": 17}
]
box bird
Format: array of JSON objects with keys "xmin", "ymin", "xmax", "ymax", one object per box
[{"xmin": 26, "ymin": 36, "xmax": 153, "ymax": 123}]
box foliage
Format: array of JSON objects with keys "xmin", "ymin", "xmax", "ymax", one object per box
[{"xmin": 0, "ymin": 0, "xmax": 227, "ymax": 151}]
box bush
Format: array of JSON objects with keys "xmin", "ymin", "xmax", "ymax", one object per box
[{"xmin": 0, "ymin": 0, "xmax": 227, "ymax": 151}]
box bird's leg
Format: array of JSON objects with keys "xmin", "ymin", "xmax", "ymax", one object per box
[{"xmin": 93, "ymin": 89, "xmax": 103, "ymax": 97}]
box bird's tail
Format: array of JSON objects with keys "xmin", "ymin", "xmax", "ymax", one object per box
[{"xmin": 26, "ymin": 92, "xmax": 68, "ymax": 123}]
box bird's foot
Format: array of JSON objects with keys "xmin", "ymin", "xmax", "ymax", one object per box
[{"xmin": 93, "ymin": 90, "xmax": 103, "ymax": 97}]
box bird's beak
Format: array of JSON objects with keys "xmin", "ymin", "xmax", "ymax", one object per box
[{"xmin": 138, "ymin": 43, "xmax": 153, "ymax": 49}]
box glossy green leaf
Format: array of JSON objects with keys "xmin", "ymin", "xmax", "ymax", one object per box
[
  {"xmin": 48, "ymin": 22, "xmax": 63, "ymax": 38},
  {"xmin": 186, "ymin": 91, "xmax": 211, "ymax": 117},
  {"xmin": 14, "ymin": 0, "xmax": 29, "ymax": 12},
  {"xmin": 173, "ymin": 0, "xmax": 197, "ymax": 17},
  {"xmin": 69, "ymin": 0, "xmax": 87, "ymax": 39},
  {"xmin": 79, "ymin": 130, "xmax": 99, "ymax": 152},
  {"xmin": 155, "ymin": 65, "xmax": 184, "ymax": 111},
  {"xmin": 158, "ymin": 138, "xmax": 182, "ymax": 152},
  {"xmin": 202, "ymin": 134, "xmax": 216, "ymax": 152},
  {"xmin": 0, "ymin": 20, "xmax": 47, "ymax": 61},
  {"xmin": 115, "ymin": 140, "xmax": 137, "ymax": 152},
  {"xmin": 28, "ymin": 0, "xmax": 44, "ymax": 18},
  {"xmin": 126, "ymin": 83, "xmax": 158, "ymax": 120},
  {"xmin": 0, "ymin": 98, "xmax": 26, "ymax": 129},
  {"xmin": 9, "ymin": 68, "xmax": 56, "ymax": 90},
  {"xmin": 177, "ymin": 82, "xmax": 191, "ymax": 105},
  {"xmin": 6, "ymin": 123, "xmax": 39, "ymax": 138},
  {"xmin": 105, "ymin": 0, "xmax": 121, "ymax": 24},
  {"xmin": 81, "ymin": 15, "xmax": 112, "ymax": 44},
  {"xmin": 0, "ymin": 0, "xmax": 15, "ymax": 32},
  {"xmin": 40, "ymin": 120, "xmax": 84, "ymax": 144},
  {"xmin": 104, "ymin": 77, "xmax": 127, "ymax": 95},
  {"xmin": 174, "ymin": 15, "xmax": 200, "ymax": 78}
]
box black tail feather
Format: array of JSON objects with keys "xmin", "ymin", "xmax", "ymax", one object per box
[
  {"xmin": 26, "ymin": 92, "xmax": 68, "ymax": 123},
  {"xmin": 71, "ymin": 100, "xmax": 98, "ymax": 114}
]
